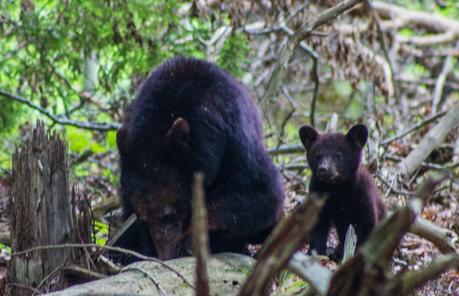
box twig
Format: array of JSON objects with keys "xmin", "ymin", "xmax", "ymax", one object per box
[
  {"xmin": 107, "ymin": 214, "xmax": 137, "ymax": 247},
  {"xmin": 279, "ymin": 87, "xmax": 298, "ymax": 141},
  {"xmin": 374, "ymin": 2, "xmax": 459, "ymax": 37},
  {"xmin": 0, "ymin": 89, "xmax": 120, "ymax": 131},
  {"xmin": 309, "ymin": 55, "xmax": 319, "ymax": 127},
  {"xmin": 366, "ymin": 0, "xmax": 398, "ymax": 100},
  {"xmin": 268, "ymin": 144, "xmax": 304, "ymax": 155},
  {"xmin": 284, "ymin": 1, "xmax": 311, "ymax": 25},
  {"xmin": 376, "ymin": 173, "xmax": 415, "ymax": 197},
  {"xmin": 62, "ymin": 265, "xmax": 107, "ymax": 280},
  {"xmin": 34, "ymin": 263, "xmax": 66, "ymax": 295},
  {"xmin": 432, "ymin": 42, "xmax": 458, "ymax": 113},
  {"xmin": 191, "ymin": 172, "xmax": 210, "ymax": 296},
  {"xmin": 97, "ymin": 254, "xmax": 122, "ymax": 274},
  {"xmin": 10, "ymin": 243, "xmax": 194, "ymax": 288},
  {"xmin": 386, "ymin": 154, "xmax": 459, "ymax": 171},
  {"xmin": 261, "ymin": 0, "xmax": 364, "ymax": 112},
  {"xmin": 381, "ymin": 111, "xmax": 447, "ymax": 145},
  {"xmin": 396, "ymin": 76, "xmax": 459, "ymax": 91}
]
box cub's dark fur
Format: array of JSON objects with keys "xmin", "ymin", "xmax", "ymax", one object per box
[{"xmin": 299, "ymin": 124, "xmax": 386, "ymax": 258}]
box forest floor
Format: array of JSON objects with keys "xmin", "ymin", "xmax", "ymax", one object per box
[
  {"xmin": 0, "ymin": 161, "xmax": 457, "ymax": 295},
  {"xmin": 276, "ymin": 160, "xmax": 459, "ymax": 295}
]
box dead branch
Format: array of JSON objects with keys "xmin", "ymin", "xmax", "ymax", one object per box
[
  {"xmin": 381, "ymin": 254, "xmax": 459, "ymax": 295},
  {"xmin": 374, "ymin": 1, "xmax": 459, "ymax": 45},
  {"xmin": 238, "ymin": 193, "xmax": 326, "ymax": 296},
  {"xmin": 10, "ymin": 242, "xmax": 194, "ymax": 288},
  {"xmin": 107, "ymin": 214, "xmax": 137, "ymax": 248},
  {"xmin": 261, "ymin": 0, "xmax": 364, "ymax": 112},
  {"xmin": 308, "ymin": 33, "xmax": 394, "ymax": 97},
  {"xmin": 381, "ymin": 111, "xmax": 447, "ymax": 145},
  {"xmin": 0, "ymin": 90, "xmax": 120, "ymax": 131},
  {"xmin": 397, "ymin": 102, "xmax": 459, "ymax": 177},
  {"xmin": 268, "ymin": 144, "xmax": 304, "ymax": 155},
  {"xmin": 62, "ymin": 265, "xmax": 107, "ymax": 281},
  {"xmin": 432, "ymin": 42, "xmax": 459, "ymax": 113},
  {"xmin": 410, "ymin": 217, "xmax": 457, "ymax": 254},
  {"xmin": 191, "ymin": 172, "xmax": 210, "ymax": 296}
]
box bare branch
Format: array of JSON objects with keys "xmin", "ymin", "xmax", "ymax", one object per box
[
  {"xmin": 10, "ymin": 243, "xmax": 194, "ymax": 288},
  {"xmin": 238, "ymin": 193, "xmax": 326, "ymax": 296},
  {"xmin": 410, "ymin": 217, "xmax": 457, "ymax": 254},
  {"xmin": 261, "ymin": 0, "xmax": 365, "ymax": 112},
  {"xmin": 191, "ymin": 173, "xmax": 210, "ymax": 296},
  {"xmin": 268, "ymin": 144, "xmax": 304, "ymax": 155},
  {"xmin": 0, "ymin": 89, "xmax": 120, "ymax": 131},
  {"xmin": 381, "ymin": 111, "xmax": 447, "ymax": 145},
  {"xmin": 432, "ymin": 42, "xmax": 458, "ymax": 113},
  {"xmin": 374, "ymin": 1, "xmax": 459, "ymax": 42},
  {"xmin": 397, "ymin": 102, "xmax": 459, "ymax": 177},
  {"xmin": 381, "ymin": 254, "xmax": 459, "ymax": 295}
]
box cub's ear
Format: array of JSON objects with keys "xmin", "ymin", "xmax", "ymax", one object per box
[
  {"xmin": 299, "ymin": 125, "xmax": 319, "ymax": 150},
  {"xmin": 346, "ymin": 124, "xmax": 368, "ymax": 149},
  {"xmin": 166, "ymin": 117, "xmax": 190, "ymax": 150}
]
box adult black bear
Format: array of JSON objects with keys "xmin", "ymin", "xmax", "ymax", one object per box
[
  {"xmin": 116, "ymin": 57, "xmax": 285, "ymax": 261},
  {"xmin": 299, "ymin": 124, "xmax": 386, "ymax": 259}
]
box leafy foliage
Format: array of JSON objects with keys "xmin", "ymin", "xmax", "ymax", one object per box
[{"xmin": 0, "ymin": 0, "xmax": 249, "ymax": 172}]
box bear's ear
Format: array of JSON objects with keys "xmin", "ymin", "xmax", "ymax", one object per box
[
  {"xmin": 166, "ymin": 117, "xmax": 190, "ymax": 151},
  {"xmin": 299, "ymin": 125, "xmax": 319, "ymax": 150},
  {"xmin": 346, "ymin": 124, "xmax": 368, "ymax": 149}
]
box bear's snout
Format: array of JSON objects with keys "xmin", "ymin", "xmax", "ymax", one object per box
[{"xmin": 317, "ymin": 158, "xmax": 339, "ymax": 180}]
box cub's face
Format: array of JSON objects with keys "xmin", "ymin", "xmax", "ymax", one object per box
[{"xmin": 299, "ymin": 124, "xmax": 368, "ymax": 184}]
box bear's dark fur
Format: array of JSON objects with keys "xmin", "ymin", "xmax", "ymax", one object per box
[
  {"xmin": 299, "ymin": 124, "xmax": 386, "ymax": 259},
  {"xmin": 116, "ymin": 57, "xmax": 285, "ymax": 261}
]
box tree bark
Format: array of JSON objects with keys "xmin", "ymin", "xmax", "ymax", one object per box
[{"xmin": 10, "ymin": 121, "xmax": 77, "ymax": 294}]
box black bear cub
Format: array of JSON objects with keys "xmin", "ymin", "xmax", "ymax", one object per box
[
  {"xmin": 299, "ymin": 124, "xmax": 386, "ymax": 259},
  {"xmin": 116, "ymin": 57, "xmax": 285, "ymax": 261}
]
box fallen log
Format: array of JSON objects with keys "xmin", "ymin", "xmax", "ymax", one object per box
[{"xmin": 45, "ymin": 253, "xmax": 254, "ymax": 296}]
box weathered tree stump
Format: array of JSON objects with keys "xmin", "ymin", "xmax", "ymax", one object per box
[{"xmin": 10, "ymin": 121, "xmax": 77, "ymax": 294}]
